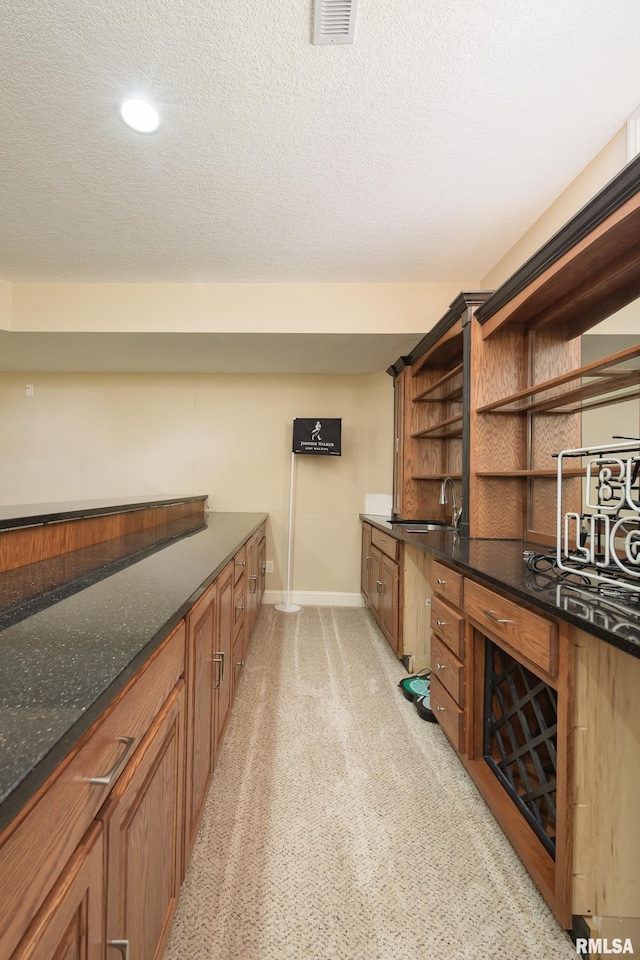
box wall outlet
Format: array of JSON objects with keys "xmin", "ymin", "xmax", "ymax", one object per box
[{"xmin": 265, "ymin": 560, "xmax": 274, "ymax": 574}]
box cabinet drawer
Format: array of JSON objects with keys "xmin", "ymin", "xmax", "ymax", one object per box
[
  {"xmin": 369, "ymin": 529, "xmax": 399, "ymax": 562},
  {"xmin": 432, "ymin": 560, "xmax": 463, "ymax": 608},
  {"xmin": 431, "ymin": 677, "xmax": 465, "ymax": 753},
  {"xmin": 431, "ymin": 594, "xmax": 465, "ymax": 660},
  {"xmin": 431, "ymin": 633, "xmax": 464, "ymax": 706},
  {"xmin": 234, "ymin": 581, "xmax": 245, "ymax": 635},
  {"xmin": 464, "ymin": 579, "xmax": 558, "ymax": 680},
  {"xmin": 234, "ymin": 546, "xmax": 247, "ymax": 584},
  {"xmin": 0, "ymin": 621, "xmax": 185, "ymax": 960}
]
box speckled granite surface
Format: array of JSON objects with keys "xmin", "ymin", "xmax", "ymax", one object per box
[
  {"xmin": 0, "ymin": 511, "xmax": 266, "ymax": 832},
  {"xmin": 0, "ymin": 494, "xmax": 208, "ymax": 530},
  {"xmin": 363, "ymin": 516, "xmax": 640, "ymax": 659}
]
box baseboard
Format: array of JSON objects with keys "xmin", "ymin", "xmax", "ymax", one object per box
[{"xmin": 262, "ymin": 590, "xmax": 365, "ymax": 608}]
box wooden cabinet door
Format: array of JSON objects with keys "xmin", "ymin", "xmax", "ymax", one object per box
[
  {"xmin": 245, "ymin": 534, "xmax": 258, "ymax": 642},
  {"xmin": 100, "ymin": 684, "xmax": 184, "ymax": 960},
  {"xmin": 381, "ymin": 552, "xmax": 400, "ymax": 654},
  {"xmin": 215, "ymin": 561, "xmax": 234, "ymax": 756},
  {"xmin": 369, "ymin": 546, "xmax": 383, "ymax": 621},
  {"xmin": 183, "ymin": 584, "xmax": 215, "ymax": 865},
  {"xmin": 10, "ymin": 823, "xmax": 104, "ymax": 960},
  {"xmin": 257, "ymin": 534, "xmax": 266, "ymax": 606},
  {"xmin": 361, "ymin": 523, "xmax": 372, "ymax": 600}
]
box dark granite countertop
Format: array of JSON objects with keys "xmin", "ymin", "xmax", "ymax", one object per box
[
  {"xmin": 361, "ymin": 515, "xmax": 640, "ymax": 660},
  {"xmin": 0, "ymin": 511, "xmax": 267, "ymax": 833},
  {"xmin": 0, "ymin": 495, "xmax": 208, "ymax": 531}
]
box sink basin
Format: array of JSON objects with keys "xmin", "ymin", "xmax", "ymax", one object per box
[{"xmin": 399, "ymin": 522, "xmax": 455, "ymax": 533}]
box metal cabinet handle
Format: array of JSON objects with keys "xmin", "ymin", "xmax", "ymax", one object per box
[
  {"xmin": 437, "ymin": 578, "xmax": 446, "ymax": 585},
  {"xmin": 236, "ymin": 604, "xmax": 245, "ymax": 611},
  {"xmin": 366, "ymin": 555, "xmax": 370, "ymax": 569},
  {"xmin": 435, "ymin": 705, "xmax": 445, "ymax": 712},
  {"xmin": 237, "ymin": 659, "xmax": 245, "ymax": 667},
  {"xmin": 436, "ymin": 619, "xmax": 446, "ymax": 627},
  {"xmin": 249, "ymin": 575, "xmax": 257, "ymax": 593},
  {"xmin": 376, "ymin": 539, "xmax": 387, "ymax": 544},
  {"xmin": 108, "ymin": 941, "xmax": 130, "ymax": 960},
  {"xmin": 376, "ymin": 580, "xmax": 383, "ymax": 594},
  {"xmin": 236, "ymin": 560, "xmax": 246, "ymax": 567},
  {"xmin": 484, "ymin": 610, "xmax": 514, "ymax": 624},
  {"xmin": 89, "ymin": 737, "xmax": 136, "ymax": 786},
  {"xmin": 436, "ymin": 662, "xmax": 446, "ymax": 670},
  {"xmin": 213, "ymin": 653, "xmax": 224, "ymax": 688}
]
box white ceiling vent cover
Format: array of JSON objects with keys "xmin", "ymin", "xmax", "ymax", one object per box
[{"xmin": 313, "ymin": 0, "xmax": 359, "ymax": 44}]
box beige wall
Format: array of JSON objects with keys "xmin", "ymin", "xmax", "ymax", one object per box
[
  {"xmin": 4, "ymin": 281, "xmax": 469, "ymax": 335},
  {"xmin": 482, "ymin": 127, "xmax": 628, "ymax": 290},
  {"xmin": 0, "ymin": 370, "xmax": 393, "ymax": 597}
]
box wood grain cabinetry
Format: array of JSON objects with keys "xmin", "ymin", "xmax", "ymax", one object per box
[
  {"xmin": 430, "ymin": 563, "xmax": 465, "ymax": 753},
  {"xmin": 99, "ymin": 684, "xmax": 185, "ymax": 960},
  {"xmin": 184, "ymin": 585, "xmax": 216, "ymax": 866},
  {"xmin": 361, "ymin": 524, "xmax": 402, "ymax": 658},
  {"xmin": 0, "ymin": 622, "xmax": 184, "ymax": 960},
  {"xmin": 10, "ymin": 823, "xmax": 104, "ymax": 960},
  {"xmin": 390, "ymin": 293, "xmax": 490, "ymax": 529},
  {"xmin": 0, "ymin": 520, "xmax": 268, "ymax": 960},
  {"xmin": 215, "ymin": 561, "xmax": 235, "ymax": 758},
  {"xmin": 461, "ymin": 577, "xmax": 573, "ymax": 927}
]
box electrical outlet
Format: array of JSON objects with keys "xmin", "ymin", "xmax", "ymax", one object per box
[{"xmin": 265, "ymin": 560, "xmax": 274, "ymax": 574}]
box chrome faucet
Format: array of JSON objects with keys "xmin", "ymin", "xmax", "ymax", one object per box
[{"xmin": 439, "ymin": 477, "xmax": 462, "ymax": 530}]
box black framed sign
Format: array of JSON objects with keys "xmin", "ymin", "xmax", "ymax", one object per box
[{"xmin": 292, "ymin": 418, "xmax": 342, "ymax": 456}]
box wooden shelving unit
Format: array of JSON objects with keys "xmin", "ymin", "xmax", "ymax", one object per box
[
  {"xmin": 413, "ymin": 363, "xmax": 464, "ymax": 403},
  {"xmin": 412, "ymin": 414, "xmax": 463, "ymax": 439},
  {"xmin": 390, "ymin": 292, "xmax": 492, "ymax": 525},
  {"xmin": 477, "ymin": 342, "xmax": 640, "ymax": 414}
]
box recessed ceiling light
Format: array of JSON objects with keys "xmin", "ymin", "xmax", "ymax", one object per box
[{"xmin": 119, "ymin": 98, "xmax": 160, "ymax": 133}]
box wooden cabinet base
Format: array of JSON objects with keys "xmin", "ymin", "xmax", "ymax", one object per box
[
  {"xmin": 10, "ymin": 823, "xmax": 104, "ymax": 960},
  {"xmin": 99, "ymin": 683, "xmax": 185, "ymax": 960}
]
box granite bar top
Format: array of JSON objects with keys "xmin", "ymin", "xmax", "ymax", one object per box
[
  {"xmin": 0, "ymin": 495, "xmax": 208, "ymax": 531},
  {"xmin": 0, "ymin": 511, "xmax": 267, "ymax": 833},
  {"xmin": 362, "ymin": 515, "xmax": 640, "ymax": 659}
]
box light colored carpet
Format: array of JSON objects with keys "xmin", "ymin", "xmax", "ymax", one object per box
[{"xmin": 164, "ymin": 606, "xmax": 577, "ymax": 960}]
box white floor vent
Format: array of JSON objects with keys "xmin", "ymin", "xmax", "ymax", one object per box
[{"xmin": 313, "ymin": 0, "xmax": 359, "ymax": 44}]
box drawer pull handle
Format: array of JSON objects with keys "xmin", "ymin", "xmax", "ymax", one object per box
[
  {"xmin": 236, "ymin": 604, "xmax": 245, "ymax": 611},
  {"xmin": 484, "ymin": 609, "xmax": 514, "ymax": 624},
  {"xmin": 108, "ymin": 941, "xmax": 130, "ymax": 960},
  {"xmin": 236, "ymin": 560, "xmax": 246, "ymax": 567},
  {"xmin": 436, "ymin": 619, "xmax": 446, "ymax": 627},
  {"xmin": 249, "ymin": 575, "xmax": 258, "ymax": 593},
  {"xmin": 435, "ymin": 705, "xmax": 445, "ymax": 712},
  {"xmin": 436, "ymin": 578, "xmax": 446, "ymax": 585},
  {"xmin": 213, "ymin": 652, "xmax": 225, "ymax": 688},
  {"xmin": 436, "ymin": 662, "xmax": 446, "ymax": 670},
  {"xmin": 90, "ymin": 737, "xmax": 136, "ymax": 787},
  {"xmin": 376, "ymin": 580, "xmax": 383, "ymax": 594}
]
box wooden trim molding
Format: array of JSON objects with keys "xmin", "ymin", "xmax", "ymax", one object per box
[{"xmin": 476, "ymin": 154, "xmax": 640, "ymax": 326}]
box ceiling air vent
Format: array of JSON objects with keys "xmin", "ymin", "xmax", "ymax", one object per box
[{"xmin": 313, "ymin": 0, "xmax": 359, "ymax": 45}]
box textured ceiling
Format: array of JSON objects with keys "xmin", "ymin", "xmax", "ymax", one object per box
[{"xmin": 1, "ymin": 0, "xmax": 640, "ymax": 284}]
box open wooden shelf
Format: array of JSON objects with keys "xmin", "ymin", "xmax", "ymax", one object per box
[
  {"xmin": 413, "ymin": 363, "xmax": 464, "ymax": 402},
  {"xmin": 411, "ymin": 473, "xmax": 463, "ymax": 481},
  {"xmin": 412, "ymin": 414, "xmax": 463, "ymax": 439},
  {"xmin": 474, "ymin": 468, "xmax": 585, "ymax": 478},
  {"xmin": 476, "ymin": 342, "xmax": 640, "ymax": 414}
]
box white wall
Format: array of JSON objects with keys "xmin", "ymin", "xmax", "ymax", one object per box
[{"xmin": 0, "ymin": 371, "xmax": 393, "ymax": 598}]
